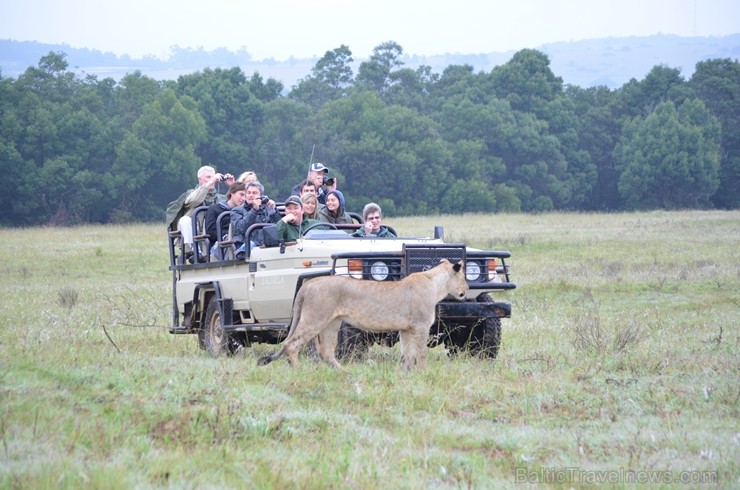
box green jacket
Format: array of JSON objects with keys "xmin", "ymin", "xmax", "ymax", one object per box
[
  {"xmin": 352, "ymin": 225, "xmax": 396, "ymax": 238},
  {"xmin": 276, "ymin": 216, "xmax": 320, "ymax": 242},
  {"xmin": 165, "ymin": 185, "xmax": 223, "ymax": 230}
]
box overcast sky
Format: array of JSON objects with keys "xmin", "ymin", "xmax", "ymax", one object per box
[{"xmin": 1, "ymin": 0, "xmax": 737, "ymax": 61}]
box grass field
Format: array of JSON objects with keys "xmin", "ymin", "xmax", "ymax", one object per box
[{"xmin": 1, "ymin": 210, "xmax": 738, "ymax": 488}]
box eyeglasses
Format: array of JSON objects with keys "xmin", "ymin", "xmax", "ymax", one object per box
[{"xmin": 367, "ymin": 216, "xmax": 381, "ymax": 221}]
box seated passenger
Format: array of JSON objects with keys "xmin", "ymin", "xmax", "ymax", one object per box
[
  {"xmin": 276, "ymin": 195, "xmax": 320, "ymax": 242},
  {"xmin": 318, "ymin": 189, "xmax": 353, "ymax": 225},
  {"xmin": 166, "ymin": 165, "xmax": 234, "ymax": 248},
  {"xmin": 237, "ymin": 171, "xmax": 258, "ymax": 184},
  {"xmin": 352, "ymin": 202, "xmax": 396, "ymax": 238},
  {"xmin": 302, "ymin": 193, "xmax": 319, "ymax": 220},
  {"xmin": 231, "ymin": 181, "xmax": 280, "ymax": 252},
  {"xmin": 204, "ymin": 182, "xmax": 246, "ymax": 246}
]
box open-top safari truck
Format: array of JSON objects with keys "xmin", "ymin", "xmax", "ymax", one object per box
[{"xmin": 167, "ymin": 206, "xmax": 516, "ymax": 360}]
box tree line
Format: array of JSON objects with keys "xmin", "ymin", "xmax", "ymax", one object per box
[{"xmin": 0, "ymin": 42, "xmax": 738, "ymax": 226}]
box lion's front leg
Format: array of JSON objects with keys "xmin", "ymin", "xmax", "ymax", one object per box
[
  {"xmin": 317, "ymin": 319, "xmax": 342, "ymax": 368},
  {"xmin": 399, "ymin": 327, "xmax": 428, "ymax": 370}
]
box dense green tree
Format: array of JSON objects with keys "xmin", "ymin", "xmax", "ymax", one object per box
[
  {"xmin": 488, "ymin": 49, "xmax": 563, "ymax": 117},
  {"xmin": 0, "ymin": 139, "xmax": 32, "ymax": 225},
  {"xmin": 483, "ymin": 50, "xmax": 595, "ymax": 209},
  {"xmin": 175, "ymin": 67, "xmax": 263, "ymax": 172},
  {"xmin": 617, "ymin": 65, "xmax": 693, "ymax": 118},
  {"xmin": 317, "ymin": 91, "xmax": 451, "ymax": 215},
  {"xmin": 16, "ymin": 52, "xmax": 78, "ymax": 104},
  {"xmin": 355, "ymin": 41, "xmax": 404, "ymax": 95},
  {"xmin": 290, "ymin": 45, "xmax": 354, "ymax": 108},
  {"xmin": 382, "ymin": 65, "xmax": 438, "ymax": 114},
  {"xmin": 614, "ymin": 99, "xmax": 721, "ymax": 209},
  {"xmin": 429, "ymin": 65, "xmax": 487, "ymax": 108},
  {"xmin": 251, "ymin": 98, "xmax": 314, "ymax": 198},
  {"xmin": 112, "ymin": 90, "xmax": 206, "ymax": 221},
  {"xmin": 246, "ymin": 72, "xmax": 283, "ymax": 102},
  {"xmin": 566, "ymin": 85, "xmax": 623, "ymax": 209},
  {"xmin": 113, "ymin": 71, "xmax": 164, "ymax": 129},
  {"xmin": 0, "ymin": 50, "xmax": 735, "ymax": 226},
  {"xmin": 690, "ymin": 58, "xmax": 740, "ymax": 208}
]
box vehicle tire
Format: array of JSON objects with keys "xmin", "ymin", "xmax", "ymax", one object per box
[
  {"xmin": 468, "ymin": 293, "xmax": 502, "ymax": 359},
  {"xmin": 469, "ymin": 317, "xmax": 502, "ymax": 359},
  {"xmin": 202, "ymin": 297, "xmax": 238, "ymax": 357},
  {"xmin": 441, "ymin": 323, "xmax": 464, "ymax": 357},
  {"xmin": 336, "ymin": 322, "xmax": 369, "ymax": 360}
]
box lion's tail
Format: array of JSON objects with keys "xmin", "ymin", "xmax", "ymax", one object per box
[{"xmin": 257, "ymin": 286, "xmax": 305, "ymax": 366}]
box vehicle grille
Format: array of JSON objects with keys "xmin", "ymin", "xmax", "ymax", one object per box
[{"xmin": 403, "ymin": 244, "xmax": 466, "ymax": 275}]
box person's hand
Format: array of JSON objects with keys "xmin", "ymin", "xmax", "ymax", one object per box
[
  {"xmin": 207, "ymin": 173, "xmax": 221, "ymax": 189},
  {"xmin": 224, "ymin": 173, "xmax": 235, "ymax": 185},
  {"xmin": 364, "ymin": 222, "xmax": 374, "ymax": 233},
  {"xmin": 282, "ymin": 213, "xmax": 296, "ymax": 224}
]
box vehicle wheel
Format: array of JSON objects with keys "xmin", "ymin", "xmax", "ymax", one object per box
[
  {"xmin": 336, "ymin": 322, "xmax": 369, "ymax": 360},
  {"xmin": 469, "ymin": 316, "xmax": 502, "ymax": 359},
  {"xmin": 202, "ymin": 297, "xmax": 238, "ymax": 357},
  {"xmin": 441, "ymin": 324, "xmax": 464, "ymax": 357},
  {"xmin": 468, "ymin": 293, "xmax": 502, "ymax": 359}
]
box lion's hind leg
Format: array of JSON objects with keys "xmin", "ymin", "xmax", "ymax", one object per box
[{"xmin": 317, "ymin": 319, "xmax": 342, "ymax": 368}]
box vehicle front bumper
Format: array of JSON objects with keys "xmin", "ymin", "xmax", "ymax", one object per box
[{"xmin": 437, "ymin": 300, "xmax": 512, "ymax": 320}]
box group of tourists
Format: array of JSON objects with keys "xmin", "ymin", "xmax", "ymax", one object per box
[{"xmin": 165, "ymin": 163, "xmax": 395, "ymax": 262}]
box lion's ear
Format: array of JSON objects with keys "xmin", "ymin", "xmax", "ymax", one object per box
[{"xmin": 453, "ymin": 261, "xmax": 463, "ymax": 273}]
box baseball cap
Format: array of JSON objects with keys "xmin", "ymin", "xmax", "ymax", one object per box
[
  {"xmin": 309, "ymin": 162, "xmax": 329, "ymax": 173},
  {"xmin": 285, "ymin": 195, "xmax": 303, "ymax": 207}
]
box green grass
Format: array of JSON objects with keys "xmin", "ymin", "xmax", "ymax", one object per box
[{"xmin": 1, "ymin": 211, "xmax": 738, "ymax": 488}]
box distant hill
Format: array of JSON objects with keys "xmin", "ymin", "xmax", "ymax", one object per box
[{"xmin": 1, "ymin": 34, "xmax": 738, "ymax": 90}]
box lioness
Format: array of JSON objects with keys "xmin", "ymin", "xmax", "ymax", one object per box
[{"xmin": 257, "ymin": 259, "xmax": 468, "ymax": 370}]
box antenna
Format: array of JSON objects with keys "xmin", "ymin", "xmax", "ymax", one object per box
[{"xmin": 306, "ymin": 144, "xmax": 315, "ymax": 181}]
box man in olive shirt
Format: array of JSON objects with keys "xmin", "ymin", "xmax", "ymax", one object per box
[{"xmin": 276, "ymin": 195, "xmax": 320, "ymax": 241}]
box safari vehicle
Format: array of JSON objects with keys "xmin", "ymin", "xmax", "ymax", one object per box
[{"xmin": 167, "ymin": 205, "xmax": 516, "ymax": 360}]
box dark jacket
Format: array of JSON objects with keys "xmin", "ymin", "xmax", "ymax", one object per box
[
  {"xmin": 204, "ymin": 200, "xmax": 232, "ymax": 244},
  {"xmin": 231, "ymin": 203, "xmax": 280, "ymax": 246}
]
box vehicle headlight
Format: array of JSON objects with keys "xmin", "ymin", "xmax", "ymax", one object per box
[
  {"xmin": 370, "ymin": 261, "xmax": 389, "ymax": 281},
  {"xmin": 465, "ymin": 262, "xmax": 482, "ymax": 281}
]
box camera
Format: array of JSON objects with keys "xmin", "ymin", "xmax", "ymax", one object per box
[
  {"xmin": 260, "ymin": 196, "xmax": 270, "ymax": 205},
  {"xmin": 323, "ymin": 175, "xmax": 335, "ymax": 186},
  {"xmin": 219, "ymin": 173, "xmax": 233, "ymax": 181}
]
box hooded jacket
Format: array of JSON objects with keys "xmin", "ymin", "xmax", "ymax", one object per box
[{"xmin": 318, "ymin": 190, "xmax": 353, "ymax": 225}]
